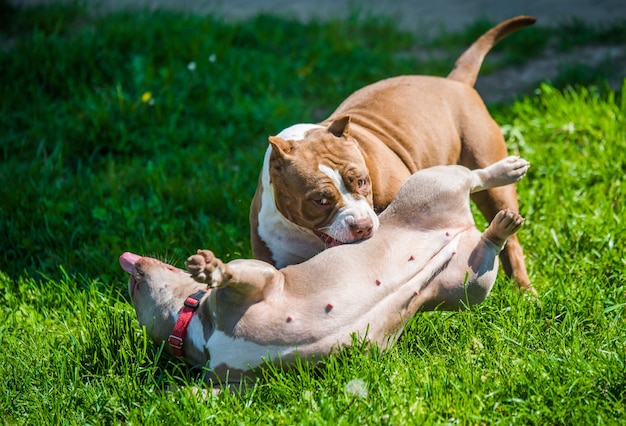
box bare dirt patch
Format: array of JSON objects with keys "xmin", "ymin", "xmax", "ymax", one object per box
[{"xmin": 476, "ymin": 45, "xmax": 626, "ymax": 103}]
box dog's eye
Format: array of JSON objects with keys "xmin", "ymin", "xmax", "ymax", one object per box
[
  {"xmin": 357, "ymin": 178, "xmax": 368, "ymax": 190},
  {"xmin": 315, "ymin": 197, "xmax": 331, "ymax": 206}
]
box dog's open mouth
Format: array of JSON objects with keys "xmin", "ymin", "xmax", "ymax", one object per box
[
  {"xmin": 128, "ymin": 275, "xmax": 139, "ymax": 298},
  {"xmin": 313, "ymin": 230, "xmax": 345, "ymax": 248}
]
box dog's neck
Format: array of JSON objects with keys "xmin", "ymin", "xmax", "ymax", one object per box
[{"xmin": 168, "ymin": 289, "xmax": 208, "ymax": 357}]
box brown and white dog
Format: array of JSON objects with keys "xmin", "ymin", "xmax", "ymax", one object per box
[
  {"xmin": 250, "ymin": 16, "xmax": 536, "ymax": 292},
  {"xmin": 121, "ymin": 156, "xmax": 529, "ymax": 386}
]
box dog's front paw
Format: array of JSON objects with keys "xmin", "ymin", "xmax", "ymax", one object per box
[{"xmin": 186, "ymin": 250, "xmax": 230, "ymax": 287}]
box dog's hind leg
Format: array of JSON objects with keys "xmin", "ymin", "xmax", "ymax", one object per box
[
  {"xmin": 466, "ymin": 208, "xmax": 525, "ymax": 286},
  {"xmin": 470, "ymin": 156, "xmax": 529, "ymax": 192},
  {"xmin": 460, "ymin": 209, "xmax": 525, "ymax": 306},
  {"xmin": 468, "ymin": 156, "xmax": 534, "ymax": 293}
]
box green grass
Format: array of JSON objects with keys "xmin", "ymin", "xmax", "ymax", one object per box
[{"xmin": 1, "ymin": 2, "xmax": 625, "ymax": 424}]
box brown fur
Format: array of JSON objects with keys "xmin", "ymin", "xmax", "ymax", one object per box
[{"xmin": 250, "ymin": 16, "xmax": 536, "ymax": 292}]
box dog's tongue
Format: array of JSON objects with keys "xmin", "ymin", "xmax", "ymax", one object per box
[{"xmin": 119, "ymin": 252, "xmax": 141, "ymax": 274}]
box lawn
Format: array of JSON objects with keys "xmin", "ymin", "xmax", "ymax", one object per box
[{"xmin": 1, "ymin": 2, "xmax": 625, "ymax": 424}]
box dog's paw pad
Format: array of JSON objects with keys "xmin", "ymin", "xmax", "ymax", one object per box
[
  {"xmin": 186, "ymin": 250, "xmax": 222, "ymax": 284},
  {"xmin": 186, "ymin": 254, "xmax": 208, "ymax": 282},
  {"xmin": 492, "ymin": 209, "xmax": 524, "ymax": 237},
  {"xmin": 502, "ymin": 156, "xmax": 530, "ymax": 180},
  {"xmin": 484, "ymin": 209, "xmax": 524, "ymax": 248}
]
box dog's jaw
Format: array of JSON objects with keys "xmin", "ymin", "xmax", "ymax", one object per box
[{"xmin": 313, "ymin": 229, "xmax": 345, "ymax": 248}]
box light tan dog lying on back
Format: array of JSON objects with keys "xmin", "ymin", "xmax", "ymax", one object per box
[
  {"xmin": 250, "ymin": 16, "xmax": 536, "ymax": 293},
  {"xmin": 121, "ymin": 156, "xmax": 529, "ymax": 387}
]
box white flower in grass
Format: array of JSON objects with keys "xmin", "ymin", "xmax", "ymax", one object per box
[
  {"xmin": 208, "ymin": 53, "xmax": 217, "ymax": 63},
  {"xmin": 345, "ymin": 378, "xmax": 368, "ymax": 399},
  {"xmin": 561, "ymin": 121, "xmax": 575, "ymax": 134},
  {"xmin": 472, "ymin": 336, "xmax": 484, "ymax": 350},
  {"xmin": 302, "ymin": 390, "xmax": 319, "ymax": 410},
  {"xmin": 187, "ymin": 61, "xmax": 197, "ymax": 71}
]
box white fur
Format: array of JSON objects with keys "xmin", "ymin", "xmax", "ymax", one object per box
[
  {"xmin": 205, "ymin": 330, "xmax": 296, "ymax": 371},
  {"xmin": 256, "ymin": 123, "xmax": 381, "ymax": 267},
  {"xmin": 274, "ymin": 123, "xmax": 323, "ymax": 141},
  {"xmin": 186, "ymin": 314, "xmax": 209, "ymax": 354},
  {"xmin": 317, "ymin": 165, "xmax": 380, "ymax": 242},
  {"xmin": 257, "ymin": 124, "xmax": 326, "ymax": 268}
]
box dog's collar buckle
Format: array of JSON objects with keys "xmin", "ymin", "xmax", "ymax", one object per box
[
  {"xmin": 168, "ymin": 289, "xmax": 208, "ymax": 357},
  {"xmin": 184, "ymin": 290, "xmax": 207, "ymax": 308},
  {"xmin": 168, "ymin": 335, "xmax": 184, "ymax": 351}
]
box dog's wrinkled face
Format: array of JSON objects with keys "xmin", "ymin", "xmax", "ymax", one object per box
[
  {"xmin": 119, "ymin": 253, "xmax": 206, "ymax": 344},
  {"xmin": 268, "ymin": 117, "xmax": 380, "ymax": 246}
]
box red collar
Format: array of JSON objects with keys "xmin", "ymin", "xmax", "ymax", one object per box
[{"xmin": 168, "ymin": 289, "xmax": 208, "ymax": 357}]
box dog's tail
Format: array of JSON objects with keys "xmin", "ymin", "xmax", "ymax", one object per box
[{"xmin": 447, "ymin": 15, "xmax": 536, "ymax": 87}]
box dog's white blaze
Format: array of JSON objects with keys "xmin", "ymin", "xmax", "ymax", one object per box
[
  {"xmin": 274, "ymin": 123, "xmax": 323, "ymax": 141},
  {"xmin": 257, "ymin": 124, "xmax": 326, "ymax": 268},
  {"xmin": 318, "ymin": 164, "xmax": 379, "ymax": 241},
  {"xmin": 206, "ymin": 330, "xmax": 296, "ymax": 370},
  {"xmin": 318, "ymin": 164, "xmax": 354, "ymax": 200}
]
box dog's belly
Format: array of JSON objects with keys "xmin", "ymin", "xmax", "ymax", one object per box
[{"xmin": 233, "ymin": 229, "xmax": 465, "ymax": 347}]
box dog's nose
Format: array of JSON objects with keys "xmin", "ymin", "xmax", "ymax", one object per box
[
  {"xmin": 350, "ymin": 218, "xmax": 374, "ymax": 240},
  {"xmin": 120, "ymin": 252, "xmax": 141, "ymax": 274}
]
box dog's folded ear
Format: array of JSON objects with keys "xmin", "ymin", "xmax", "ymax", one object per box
[
  {"xmin": 269, "ymin": 136, "xmax": 295, "ymax": 157},
  {"xmin": 328, "ymin": 115, "xmax": 351, "ymax": 138}
]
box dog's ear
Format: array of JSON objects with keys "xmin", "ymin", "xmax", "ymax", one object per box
[
  {"xmin": 328, "ymin": 116, "xmax": 351, "ymax": 138},
  {"xmin": 268, "ymin": 136, "xmax": 294, "ymax": 157}
]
